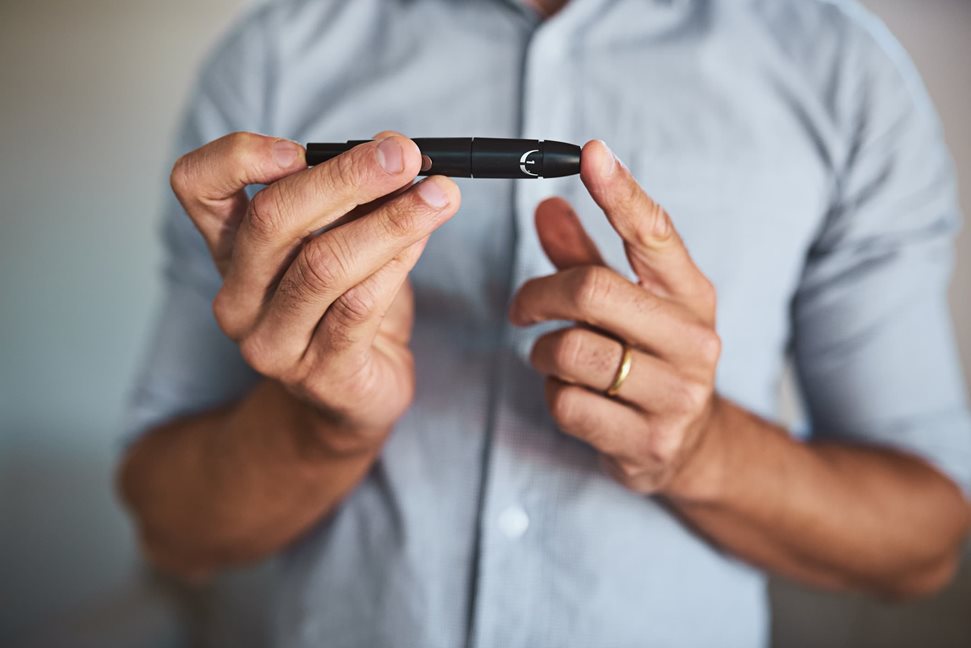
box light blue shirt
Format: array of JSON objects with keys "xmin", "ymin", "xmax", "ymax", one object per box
[{"xmin": 126, "ymin": 0, "xmax": 971, "ymax": 646}]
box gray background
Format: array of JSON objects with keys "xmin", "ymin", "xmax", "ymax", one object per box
[{"xmin": 0, "ymin": 0, "xmax": 968, "ymax": 645}]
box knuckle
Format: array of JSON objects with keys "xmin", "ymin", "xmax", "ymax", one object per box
[
  {"xmin": 239, "ymin": 334, "xmax": 279, "ymax": 378},
  {"xmin": 633, "ymin": 292, "xmax": 664, "ymax": 318},
  {"xmin": 630, "ymin": 198, "xmax": 669, "ymax": 247},
  {"xmin": 212, "ymin": 289, "xmax": 245, "ymax": 340},
  {"xmin": 330, "ymin": 285, "xmax": 377, "ymax": 328},
  {"xmin": 169, "ymin": 154, "xmax": 193, "ymax": 199},
  {"xmin": 516, "ymin": 276, "xmax": 542, "ymax": 305},
  {"xmin": 652, "ymin": 426, "xmax": 683, "ymax": 465},
  {"xmin": 341, "ymin": 356, "xmax": 382, "ymax": 398},
  {"xmin": 247, "ymin": 189, "xmax": 286, "ymax": 240},
  {"xmin": 300, "ymin": 236, "xmax": 350, "ymax": 293},
  {"xmin": 695, "ymin": 327, "xmax": 722, "ymax": 365},
  {"xmin": 228, "ymin": 132, "xmax": 268, "ymax": 177},
  {"xmin": 550, "ymin": 384, "xmax": 581, "ymax": 427},
  {"xmin": 231, "ymin": 130, "xmax": 266, "ymax": 155},
  {"xmin": 628, "ymin": 433, "xmax": 655, "ymax": 465},
  {"xmin": 333, "ymin": 149, "xmax": 370, "ymax": 191},
  {"xmin": 553, "ymin": 329, "xmax": 586, "ymax": 372},
  {"xmin": 619, "ymin": 460, "xmax": 644, "ymax": 481},
  {"xmin": 572, "ymin": 265, "xmax": 613, "ymax": 311},
  {"xmin": 649, "ymin": 202, "xmax": 672, "ymax": 240},
  {"xmin": 380, "ymin": 200, "xmax": 423, "ymax": 240},
  {"xmin": 224, "ymin": 131, "xmax": 252, "ymax": 159},
  {"xmin": 695, "ymin": 276, "xmax": 718, "ymax": 315},
  {"xmin": 320, "ymin": 316, "xmax": 356, "ymax": 352},
  {"xmin": 272, "ymin": 271, "xmax": 309, "ymax": 312},
  {"xmin": 674, "ymin": 380, "xmax": 710, "ymax": 415},
  {"xmin": 305, "ymin": 351, "xmax": 377, "ymax": 413}
]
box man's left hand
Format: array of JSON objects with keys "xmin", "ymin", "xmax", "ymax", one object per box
[{"xmin": 510, "ymin": 140, "xmax": 724, "ymax": 499}]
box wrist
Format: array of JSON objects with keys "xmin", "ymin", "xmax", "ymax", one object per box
[
  {"xmin": 293, "ymin": 398, "xmax": 392, "ymax": 461},
  {"xmin": 242, "ymin": 380, "xmax": 391, "ymax": 463},
  {"xmin": 664, "ymin": 396, "xmax": 734, "ymax": 506}
]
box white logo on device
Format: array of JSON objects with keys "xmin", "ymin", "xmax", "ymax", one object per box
[{"xmin": 520, "ymin": 149, "xmax": 539, "ymax": 177}]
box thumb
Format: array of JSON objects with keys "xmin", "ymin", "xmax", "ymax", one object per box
[{"xmin": 535, "ymin": 197, "xmax": 605, "ymax": 271}]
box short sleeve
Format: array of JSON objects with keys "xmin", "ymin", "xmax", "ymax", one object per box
[
  {"xmin": 792, "ymin": 9, "xmax": 971, "ymax": 494},
  {"xmin": 122, "ymin": 7, "xmax": 277, "ymax": 444}
]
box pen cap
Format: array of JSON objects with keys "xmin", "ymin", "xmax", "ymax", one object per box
[{"xmin": 540, "ymin": 140, "xmax": 582, "ymax": 178}]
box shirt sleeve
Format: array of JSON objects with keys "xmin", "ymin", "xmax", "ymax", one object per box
[
  {"xmin": 792, "ymin": 9, "xmax": 971, "ymax": 494},
  {"xmin": 121, "ymin": 8, "xmax": 276, "ymax": 445}
]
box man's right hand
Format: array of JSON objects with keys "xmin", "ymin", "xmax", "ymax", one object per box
[{"xmin": 170, "ymin": 131, "xmax": 461, "ymax": 448}]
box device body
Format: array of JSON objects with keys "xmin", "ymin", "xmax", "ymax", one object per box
[{"xmin": 306, "ymin": 137, "xmax": 582, "ymax": 179}]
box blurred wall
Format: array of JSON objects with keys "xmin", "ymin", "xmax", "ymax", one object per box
[
  {"xmin": 0, "ymin": 0, "xmax": 968, "ymax": 646},
  {"xmin": 0, "ymin": 0, "xmax": 248, "ymax": 642}
]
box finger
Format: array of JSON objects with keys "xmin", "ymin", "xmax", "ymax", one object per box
[
  {"xmin": 169, "ymin": 132, "xmax": 306, "ymax": 268},
  {"xmin": 372, "ymin": 130, "xmax": 432, "ymax": 174},
  {"xmin": 535, "ymin": 197, "xmax": 605, "ymax": 270},
  {"xmin": 300, "ymin": 132, "xmax": 416, "ymax": 234},
  {"xmin": 361, "ymin": 130, "xmax": 421, "ymax": 346},
  {"xmin": 580, "ymin": 140, "xmax": 712, "ymax": 318},
  {"xmin": 372, "ymin": 129, "xmax": 405, "ymax": 140},
  {"xmin": 344, "ymin": 180, "xmax": 416, "ymax": 225},
  {"xmin": 345, "ymin": 131, "xmax": 416, "ymax": 220},
  {"xmin": 216, "ymin": 135, "xmax": 423, "ymax": 335},
  {"xmin": 245, "ymin": 176, "xmax": 460, "ymax": 359},
  {"xmin": 510, "ymin": 265, "xmax": 717, "ymax": 368},
  {"xmin": 530, "ymin": 327, "xmax": 703, "ymax": 413},
  {"xmin": 379, "ymin": 271, "xmax": 416, "ymax": 346},
  {"xmin": 240, "ymin": 237, "xmax": 427, "ymax": 380},
  {"xmin": 544, "ymin": 378, "xmax": 650, "ymax": 465},
  {"xmin": 312, "ymin": 236, "xmax": 427, "ymax": 361}
]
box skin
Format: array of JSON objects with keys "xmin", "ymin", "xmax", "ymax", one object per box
[
  {"xmin": 526, "ymin": 0, "xmax": 569, "ymax": 18},
  {"xmin": 118, "ymin": 131, "xmax": 461, "ymax": 578},
  {"xmin": 118, "ymin": 134, "xmax": 969, "ymax": 597},
  {"xmin": 511, "ymin": 141, "xmax": 971, "ymax": 599}
]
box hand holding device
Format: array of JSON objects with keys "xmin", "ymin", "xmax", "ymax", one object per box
[
  {"xmin": 169, "ymin": 131, "xmax": 460, "ymax": 444},
  {"xmin": 509, "ymin": 140, "xmax": 725, "ymax": 500}
]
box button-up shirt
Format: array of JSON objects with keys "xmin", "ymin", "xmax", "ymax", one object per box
[{"xmin": 125, "ymin": 0, "xmax": 971, "ymax": 646}]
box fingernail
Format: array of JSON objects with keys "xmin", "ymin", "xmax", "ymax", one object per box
[
  {"xmin": 654, "ymin": 207, "xmax": 672, "ymax": 238},
  {"xmin": 599, "ymin": 140, "xmax": 617, "ymax": 177},
  {"xmin": 376, "ymin": 137, "xmax": 404, "ymax": 174},
  {"xmin": 272, "ymin": 139, "xmax": 301, "ymax": 168},
  {"xmin": 417, "ymin": 178, "xmax": 449, "ymax": 208}
]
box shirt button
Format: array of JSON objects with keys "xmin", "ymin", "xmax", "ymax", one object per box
[{"xmin": 497, "ymin": 505, "xmax": 530, "ymax": 539}]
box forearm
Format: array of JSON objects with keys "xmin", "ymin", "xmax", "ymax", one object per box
[
  {"xmin": 117, "ymin": 380, "xmax": 385, "ymax": 579},
  {"xmin": 670, "ymin": 399, "xmax": 971, "ymax": 598}
]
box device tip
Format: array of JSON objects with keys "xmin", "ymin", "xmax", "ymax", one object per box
[{"xmin": 543, "ymin": 140, "xmax": 582, "ymax": 178}]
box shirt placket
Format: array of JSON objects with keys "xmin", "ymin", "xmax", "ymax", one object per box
[{"xmin": 468, "ymin": 4, "xmax": 588, "ymax": 647}]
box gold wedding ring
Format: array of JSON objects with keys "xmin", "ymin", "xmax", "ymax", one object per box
[{"xmin": 606, "ymin": 344, "xmax": 633, "ymax": 398}]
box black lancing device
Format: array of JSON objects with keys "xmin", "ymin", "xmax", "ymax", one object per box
[{"xmin": 306, "ymin": 137, "xmax": 582, "ymax": 179}]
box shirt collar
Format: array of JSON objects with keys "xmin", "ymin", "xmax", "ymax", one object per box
[
  {"xmin": 506, "ymin": 0, "xmax": 686, "ymax": 8},
  {"xmin": 503, "ymin": 0, "xmax": 691, "ymax": 25}
]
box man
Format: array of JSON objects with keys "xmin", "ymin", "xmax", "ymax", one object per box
[{"xmin": 118, "ymin": 0, "xmax": 971, "ymax": 646}]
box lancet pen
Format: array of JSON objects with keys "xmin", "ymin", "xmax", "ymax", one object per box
[{"xmin": 306, "ymin": 137, "xmax": 582, "ymax": 179}]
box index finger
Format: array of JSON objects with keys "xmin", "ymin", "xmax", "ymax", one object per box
[
  {"xmin": 219, "ymin": 135, "xmax": 424, "ymax": 324},
  {"xmin": 580, "ymin": 140, "xmax": 712, "ymax": 317}
]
